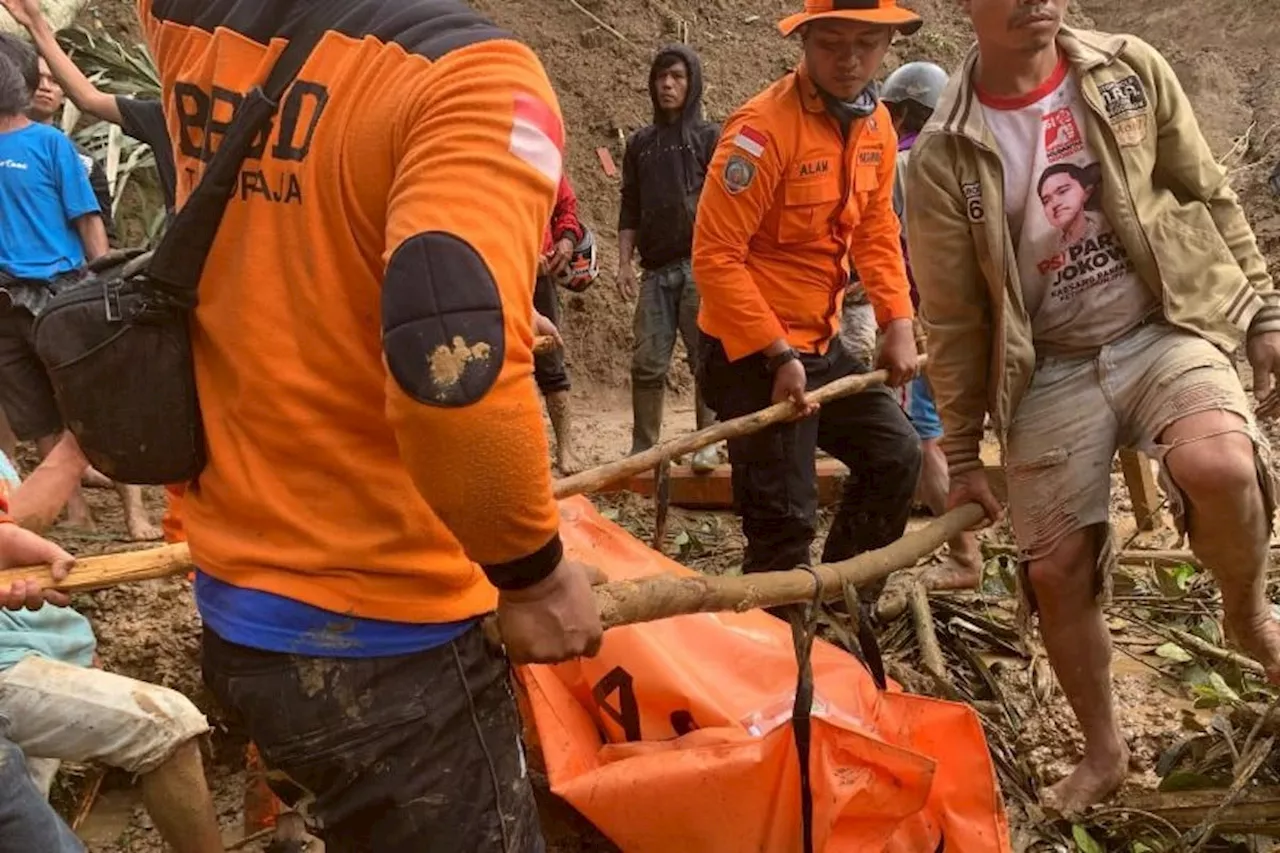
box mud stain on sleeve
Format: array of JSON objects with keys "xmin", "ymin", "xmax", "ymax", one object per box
[{"xmin": 429, "ymin": 337, "xmax": 492, "ymax": 390}]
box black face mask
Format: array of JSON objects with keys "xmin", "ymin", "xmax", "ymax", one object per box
[{"xmin": 818, "ymin": 83, "xmax": 879, "ymax": 138}]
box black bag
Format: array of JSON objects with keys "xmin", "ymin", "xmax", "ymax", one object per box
[{"xmin": 32, "ymin": 14, "xmax": 336, "ymax": 485}]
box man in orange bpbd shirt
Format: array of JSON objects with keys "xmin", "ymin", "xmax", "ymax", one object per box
[
  {"xmin": 694, "ymin": 0, "xmax": 925, "ymax": 596},
  {"xmin": 137, "ymin": 1, "xmax": 603, "ymax": 849}
]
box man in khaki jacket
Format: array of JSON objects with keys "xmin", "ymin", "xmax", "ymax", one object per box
[{"xmin": 907, "ymin": 0, "xmax": 1280, "ymax": 815}]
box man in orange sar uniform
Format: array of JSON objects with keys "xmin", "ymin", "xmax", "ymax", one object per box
[
  {"xmin": 694, "ymin": 0, "xmax": 925, "ymax": 595},
  {"xmin": 136, "ymin": 0, "xmax": 604, "ymax": 848}
]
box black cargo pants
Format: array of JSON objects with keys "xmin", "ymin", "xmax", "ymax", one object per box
[
  {"xmin": 699, "ymin": 333, "xmax": 922, "ymax": 576},
  {"xmin": 202, "ymin": 623, "xmax": 544, "ymax": 853}
]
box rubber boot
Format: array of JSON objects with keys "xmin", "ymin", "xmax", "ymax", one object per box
[
  {"xmin": 690, "ymin": 387, "xmax": 720, "ymax": 474},
  {"xmin": 630, "ymin": 385, "xmax": 665, "ymax": 455},
  {"xmin": 546, "ymin": 391, "xmax": 584, "ymax": 475}
]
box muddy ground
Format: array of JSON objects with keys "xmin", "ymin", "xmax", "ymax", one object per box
[{"xmin": 28, "ymin": 0, "xmax": 1280, "ymax": 850}]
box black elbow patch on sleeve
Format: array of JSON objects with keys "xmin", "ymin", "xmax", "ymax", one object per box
[
  {"xmin": 482, "ymin": 533, "xmax": 564, "ymax": 591},
  {"xmin": 383, "ymin": 232, "xmax": 506, "ymax": 407}
]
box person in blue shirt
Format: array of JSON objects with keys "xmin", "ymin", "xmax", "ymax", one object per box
[{"xmin": 0, "ymin": 44, "xmax": 159, "ymax": 541}]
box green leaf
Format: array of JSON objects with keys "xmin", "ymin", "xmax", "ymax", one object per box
[
  {"xmin": 1072, "ymin": 824, "xmax": 1103, "ymax": 853},
  {"xmin": 1158, "ymin": 770, "xmax": 1220, "ymax": 792},
  {"xmin": 1191, "ymin": 617, "xmax": 1222, "ymax": 646},
  {"xmin": 1208, "ymin": 671, "xmax": 1240, "ymax": 702},
  {"xmin": 1155, "ymin": 643, "xmax": 1193, "ymax": 663},
  {"xmin": 1171, "ymin": 563, "xmax": 1197, "ymax": 591},
  {"xmin": 600, "ymin": 508, "xmax": 620, "ymax": 521},
  {"xmin": 1132, "ymin": 843, "xmax": 1155, "ymax": 853}
]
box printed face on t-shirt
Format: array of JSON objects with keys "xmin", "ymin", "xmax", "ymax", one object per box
[
  {"xmin": 1039, "ymin": 171, "xmax": 1087, "ymax": 231},
  {"xmin": 979, "ymin": 58, "xmax": 1158, "ymax": 353}
]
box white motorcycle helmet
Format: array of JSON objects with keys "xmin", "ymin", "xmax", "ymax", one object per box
[{"xmin": 556, "ymin": 230, "xmax": 599, "ymax": 293}]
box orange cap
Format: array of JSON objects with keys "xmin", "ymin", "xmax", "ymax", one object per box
[{"xmin": 779, "ymin": 0, "xmax": 923, "ymax": 38}]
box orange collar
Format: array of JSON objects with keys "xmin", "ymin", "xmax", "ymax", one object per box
[{"xmin": 795, "ymin": 62, "xmax": 828, "ymax": 115}]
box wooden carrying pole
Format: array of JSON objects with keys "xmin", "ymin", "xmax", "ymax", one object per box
[
  {"xmin": 555, "ymin": 359, "xmax": 925, "ymax": 499},
  {"xmin": 0, "ymin": 506, "xmax": 984, "ymax": 631},
  {"xmin": 595, "ymin": 503, "xmax": 982, "ymax": 629},
  {"xmin": 0, "ymin": 360, "xmax": 948, "ymax": 625}
]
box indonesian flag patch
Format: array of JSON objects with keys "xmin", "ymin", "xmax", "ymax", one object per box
[
  {"xmin": 510, "ymin": 92, "xmax": 564, "ymax": 184},
  {"xmin": 733, "ymin": 126, "xmax": 767, "ymax": 158}
]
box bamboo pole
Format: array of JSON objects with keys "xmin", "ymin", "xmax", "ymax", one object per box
[
  {"xmin": 0, "ymin": 506, "xmax": 987, "ymax": 632},
  {"xmin": 555, "ymin": 360, "xmax": 924, "ymax": 499}
]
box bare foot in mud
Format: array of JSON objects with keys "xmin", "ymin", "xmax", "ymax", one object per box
[
  {"xmin": 556, "ymin": 445, "xmax": 585, "ymax": 477},
  {"xmin": 126, "ymin": 513, "xmax": 164, "ymax": 542},
  {"xmin": 65, "ymin": 504, "xmax": 97, "ymax": 533},
  {"xmin": 1041, "ymin": 743, "xmax": 1130, "ymax": 817},
  {"xmin": 921, "ymin": 536, "xmax": 983, "ymax": 592},
  {"xmin": 1225, "ymin": 614, "xmax": 1280, "ymax": 684}
]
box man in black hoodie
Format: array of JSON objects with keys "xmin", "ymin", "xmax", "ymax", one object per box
[{"xmin": 618, "ymin": 45, "xmax": 720, "ymax": 469}]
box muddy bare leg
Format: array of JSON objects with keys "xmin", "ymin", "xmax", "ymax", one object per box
[
  {"xmin": 917, "ymin": 439, "xmax": 982, "ymax": 591},
  {"xmin": 546, "ymin": 390, "xmax": 583, "ymax": 475},
  {"xmin": 1163, "ymin": 413, "xmax": 1280, "ymax": 682},
  {"xmin": 1030, "ymin": 525, "xmax": 1129, "ymax": 814},
  {"xmin": 115, "ymin": 482, "xmax": 162, "ymax": 541},
  {"xmin": 139, "ymin": 739, "xmax": 223, "ymax": 853},
  {"xmin": 34, "ymin": 432, "xmax": 94, "ymax": 530}
]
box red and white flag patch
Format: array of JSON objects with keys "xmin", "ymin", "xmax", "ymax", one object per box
[
  {"xmin": 510, "ymin": 92, "xmax": 564, "ymax": 184},
  {"xmin": 733, "ymin": 126, "xmax": 767, "ymax": 158}
]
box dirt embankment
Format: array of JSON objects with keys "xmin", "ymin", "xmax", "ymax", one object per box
[{"xmin": 57, "ymin": 0, "xmax": 1280, "ymax": 850}]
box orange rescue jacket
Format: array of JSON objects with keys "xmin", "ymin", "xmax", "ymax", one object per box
[
  {"xmin": 138, "ymin": 0, "xmax": 566, "ymax": 623},
  {"xmin": 694, "ymin": 63, "xmax": 913, "ymax": 361}
]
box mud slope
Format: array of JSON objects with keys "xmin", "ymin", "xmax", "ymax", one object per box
[
  {"xmin": 470, "ymin": 0, "xmax": 971, "ymax": 391},
  {"xmin": 1077, "ymin": 0, "xmax": 1280, "ymax": 266}
]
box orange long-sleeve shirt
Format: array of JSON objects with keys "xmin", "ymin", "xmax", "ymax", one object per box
[
  {"xmin": 138, "ymin": 0, "xmax": 566, "ymax": 622},
  {"xmin": 694, "ymin": 63, "xmax": 913, "ymax": 361}
]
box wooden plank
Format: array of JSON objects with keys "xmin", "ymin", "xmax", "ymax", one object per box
[
  {"xmin": 612, "ymin": 458, "xmax": 849, "ymax": 509},
  {"xmin": 595, "ymin": 147, "xmax": 618, "ymax": 177},
  {"xmin": 1119, "ymin": 448, "xmax": 1162, "ymax": 531},
  {"xmin": 611, "ymin": 460, "xmax": 1007, "ymax": 511}
]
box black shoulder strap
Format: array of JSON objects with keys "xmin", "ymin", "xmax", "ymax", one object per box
[{"xmin": 147, "ymin": 3, "xmax": 345, "ymax": 302}]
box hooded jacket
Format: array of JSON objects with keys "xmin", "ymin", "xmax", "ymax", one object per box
[{"xmin": 618, "ymin": 45, "xmax": 719, "ymax": 271}]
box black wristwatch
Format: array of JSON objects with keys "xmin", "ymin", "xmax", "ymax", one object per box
[{"xmin": 765, "ymin": 347, "xmax": 799, "ymax": 375}]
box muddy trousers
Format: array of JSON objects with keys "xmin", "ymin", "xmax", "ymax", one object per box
[
  {"xmin": 533, "ymin": 275, "xmax": 570, "ymax": 396},
  {"xmin": 631, "ymin": 259, "xmax": 715, "ymax": 451},
  {"xmin": 699, "ymin": 333, "xmax": 922, "ymax": 577},
  {"xmin": 202, "ymin": 624, "xmax": 544, "ymax": 853}
]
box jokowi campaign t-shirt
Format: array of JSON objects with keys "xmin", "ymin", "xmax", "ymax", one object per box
[{"xmin": 977, "ymin": 54, "xmax": 1158, "ymax": 355}]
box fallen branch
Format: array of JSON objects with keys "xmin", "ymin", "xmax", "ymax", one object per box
[
  {"xmin": 556, "ymin": 361, "xmax": 924, "ymax": 498},
  {"xmin": 1186, "ymin": 734, "xmax": 1275, "ymax": 851},
  {"xmin": 1165, "ymin": 625, "xmax": 1266, "ymax": 677},
  {"xmin": 1114, "ymin": 786, "xmax": 1280, "ymax": 835},
  {"xmin": 984, "ymin": 542, "xmax": 1280, "ymax": 567},
  {"xmin": 70, "ymin": 767, "xmax": 106, "ymax": 832},
  {"xmin": 910, "ymin": 582, "xmax": 947, "ymax": 681},
  {"xmin": 595, "ymin": 504, "xmax": 984, "ymax": 629}
]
